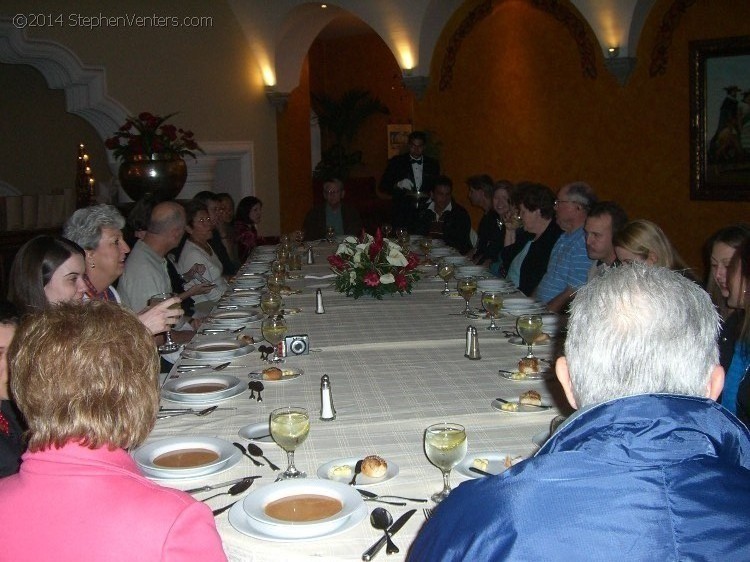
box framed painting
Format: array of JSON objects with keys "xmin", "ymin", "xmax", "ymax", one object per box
[
  {"xmin": 690, "ymin": 35, "xmax": 750, "ymax": 200},
  {"xmin": 387, "ymin": 124, "xmax": 412, "ymax": 159}
]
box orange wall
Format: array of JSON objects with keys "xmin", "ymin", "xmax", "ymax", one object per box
[{"xmin": 420, "ymin": 0, "xmax": 750, "ymax": 274}]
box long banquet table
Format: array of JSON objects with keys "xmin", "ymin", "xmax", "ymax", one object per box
[{"xmin": 149, "ymin": 243, "xmax": 569, "ymax": 561}]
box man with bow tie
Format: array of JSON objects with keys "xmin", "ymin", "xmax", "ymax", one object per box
[{"xmin": 379, "ymin": 131, "xmax": 440, "ymax": 230}]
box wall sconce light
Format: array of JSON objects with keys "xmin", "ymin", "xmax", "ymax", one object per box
[
  {"xmin": 264, "ymin": 85, "xmax": 290, "ymax": 113},
  {"xmin": 607, "ymin": 46, "xmax": 620, "ymax": 58},
  {"xmin": 402, "ymin": 73, "xmax": 429, "ymax": 100}
]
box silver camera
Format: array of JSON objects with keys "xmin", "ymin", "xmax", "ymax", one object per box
[{"xmin": 284, "ymin": 334, "xmax": 309, "ymax": 356}]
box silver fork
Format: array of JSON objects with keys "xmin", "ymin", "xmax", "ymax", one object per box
[{"xmin": 423, "ymin": 508, "xmax": 434, "ymax": 520}]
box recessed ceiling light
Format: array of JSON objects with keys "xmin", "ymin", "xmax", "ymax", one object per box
[{"xmin": 321, "ymin": 3, "xmax": 328, "ymax": 7}]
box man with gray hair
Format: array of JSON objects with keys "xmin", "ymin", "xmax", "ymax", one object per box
[
  {"xmin": 410, "ymin": 265, "xmax": 750, "ymax": 561},
  {"xmin": 118, "ymin": 201, "xmax": 187, "ymax": 313},
  {"xmin": 535, "ymin": 181, "xmax": 596, "ymax": 311}
]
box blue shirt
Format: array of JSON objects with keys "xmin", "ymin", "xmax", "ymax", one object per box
[
  {"xmin": 722, "ymin": 342, "xmax": 749, "ymax": 414},
  {"xmin": 536, "ymin": 226, "xmax": 592, "ymax": 303}
]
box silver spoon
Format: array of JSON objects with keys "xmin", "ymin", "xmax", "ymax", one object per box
[
  {"xmin": 370, "ymin": 507, "xmax": 399, "ymax": 555},
  {"xmin": 200, "ymin": 327, "xmax": 245, "ymax": 334},
  {"xmin": 201, "ymin": 478, "xmax": 255, "ymax": 502},
  {"xmin": 232, "ymin": 442, "xmax": 264, "ymax": 467},
  {"xmin": 246, "ymin": 443, "xmax": 280, "ymax": 471},
  {"xmin": 177, "ymin": 361, "xmax": 231, "ymax": 372},
  {"xmin": 349, "ymin": 459, "xmax": 363, "ymax": 486}
]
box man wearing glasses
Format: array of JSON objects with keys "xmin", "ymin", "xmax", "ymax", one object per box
[
  {"xmin": 535, "ymin": 181, "xmax": 597, "ymax": 312},
  {"xmin": 379, "ymin": 131, "xmax": 440, "ymax": 230},
  {"xmin": 302, "ymin": 177, "xmax": 362, "ymax": 240}
]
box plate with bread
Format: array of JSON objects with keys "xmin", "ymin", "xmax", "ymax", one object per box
[
  {"xmin": 455, "ymin": 452, "xmax": 526, "ymax": 479},
  {"xmin": 317, "ymin": 455, "xmax": 398, "ymax": 486},
  {"xmin": 499, "ymin": 357, "xmax": 554, "ymax": 381},
  {"xmin": 492, "ymin": 390, "xmax": 552, "ymax": 413},
  {"xmin": 248, "ymin": 367, "xmax": 303, "ymax": 383}
]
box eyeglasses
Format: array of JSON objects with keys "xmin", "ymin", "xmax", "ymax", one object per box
[
  {"xmin": 196, "ymin": 217, "xmax": 213, "ymax": 224},
  {"xmin": 554, "ymin": 199, "xmax": 577, "ymax": 208}
]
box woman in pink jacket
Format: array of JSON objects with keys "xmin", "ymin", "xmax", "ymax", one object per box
[{"xmin": 0, "ymin": 301, "xmax": 227, "ymax": 562}]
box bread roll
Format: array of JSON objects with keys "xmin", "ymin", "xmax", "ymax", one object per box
[
  {"xmin": 238, "ymin": 334, "xmax": 254, "ymax": 345},
  {"xmin": 533, "ymin": 333, "xmax": 550, "ymax": 343},
  {"xmin": 519, "ymin": 390, "xmax": 542, "ymax": 406},
  {"xmin": 518, "ymin": 357, "xmax": 539, "ymax": 374},
  {"xmin": 361, "ymin": 455, "xmax": 388, "ymax": 478},
  {"xmin": 262, "ymin": 367, "xmax": 283, "ymax": 381}
]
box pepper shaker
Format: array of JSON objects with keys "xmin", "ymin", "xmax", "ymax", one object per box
[
  {"xmin": 320, "ymin": 375, "xmax": 336, "ymax": 421},
  {"xmin": 315, "ymin": 288, "xmax": 325, "ymax": 314},
  {"xmin": 306, "ymin": 246, "xmax": 315, "ymax": 265},
  {"xmin": 465, "ymin": 325, "xmax": 481, "ymax": 360}
]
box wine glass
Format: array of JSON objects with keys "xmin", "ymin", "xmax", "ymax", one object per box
[
  {"xmin": 266, "ymin": 271, "xmax": 285, "ymax": 295},
  {"xmin": 262, "ymin": 315, "xmax": 288, "ymax": 362},
  {"xmin": 148, "ymin": 293, "xmax": 181, "ymax": 353},
  {"xmin": 382, "ymin": 223, "xmax": 392, "ymax": 239},
  {"xmin": 326, "ymin": 225, "xmax": 336, "ymax": 243},
  {"xmin": 481, "ymin": 291, "xmax": 503, "ymax": 331},
  {"xmin": 437, "ymin": 260, "xmax": 455, "ymax": 296},
  {"xmin": 419, "ymin": 239, "xmax": 433, "ymax": 264},
  {"xmin": 294, "ymin": 229, "xmax": 305, "ymax": 248},
  {"xmin": 456, "ymin": 276, "xmax": 477, "ymax": 316},
  {"xmin": 517, "ymin": 314, "xmax": 543, "ymax": 358},
  {"xmin": 260, "ymin": 292, "xmax": 283, "ymax": 318},
  {"xmin": 424, "ymin": 422, "xmax": 467, "ymax": 503},
  {"xmin": 270, "ymin": 406, "xmax": 310, "ymax": 479}
]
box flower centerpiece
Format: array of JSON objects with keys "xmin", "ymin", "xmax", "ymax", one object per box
[
  {"xmin": 105, "ymin": 112, "xmax": 204, "ymax": 201},
  {"xmin": 327, "ymin": 229, "xmax": 421, "ymax": 299},
  {"xmin": 105, "ymin": 112, "xmax": 203, "ymax": 161}
]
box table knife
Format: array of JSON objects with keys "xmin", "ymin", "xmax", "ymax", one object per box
[
  {"xmin": 469, "ymin": 466, "xmax": 493, "ymax": 477},
  {"xmin": 362, "ymin": 508, "xmax": 416, "ymax": 561},
  {"xmin": 185, "ymin": 475, "xmax": 261, "ymax": 494}
]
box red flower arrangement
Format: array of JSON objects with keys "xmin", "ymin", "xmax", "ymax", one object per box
[
  {"xmin": 327, "ymin": 229, "xmax": 421, "ymax": 299},
  {"xmin": 105, "ymin": 112, "xmax": 204, "ymax": 162}
]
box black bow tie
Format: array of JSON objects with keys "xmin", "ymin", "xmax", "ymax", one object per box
[{"xmin": 411, "ymin": 158, "xmax": 423, "ymax": 165}]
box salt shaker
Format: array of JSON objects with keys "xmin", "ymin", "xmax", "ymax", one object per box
[
  {"xmin": 465, "ymin": 326, "xmax": 481, "ymax": 360},
  {"xmin": 320, "ymin": 375, "xmax": 336, "ymax": 421},
  {"xmin": 464, "ymin": 326, "xmax": 473, "ymax": 356},
  {"xmin": 315, "ymin": 288, "xmax": 325, "ymax": 314},
  {"xmin": 306, "ymin": 246, "xmax": 315, "ymax": 264}
]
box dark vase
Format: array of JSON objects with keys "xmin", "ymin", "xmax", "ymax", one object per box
[{"xmin": 118, "ymin": 154, "xmax": 187, "ymax": 201}]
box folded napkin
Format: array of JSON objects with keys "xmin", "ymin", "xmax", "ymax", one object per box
[{"xmin": 304, "ymin": 274, "xmax": 336, "ymax": 279}]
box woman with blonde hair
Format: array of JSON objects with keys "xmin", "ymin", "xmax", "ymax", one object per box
[
  {"xmin": 0, "ymin": 302, "xmax": 227, "ymax": 560},
  {"xmin": 613, "ymin": 219, "xmax": 691, "ymax": 274}
]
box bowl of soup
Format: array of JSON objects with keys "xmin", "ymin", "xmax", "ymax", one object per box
[
  {"xmin": 241, "ymin": 480, "xmax": 365, "ymax": 539},
  {"xmin": 133, "ymin": 436, "xmax": 236, "ymax": 479}
]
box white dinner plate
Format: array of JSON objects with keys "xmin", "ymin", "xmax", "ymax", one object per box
[
  {"xmin": 208, "ymin": 310, "xmax": 264, "ymax": 324},
  {"xmin": 316, "ymin": 456, "xmax": 399, "ymax": 486},
  {"xmin": 239, "ymin": 480, "xmax": 366, "ymax": 539},
  {"xmin": 183, "ymin": 340, "xmax": 255, "ymax": 359},
  {"xmin": 234, "ymin": 278, "xmax": 266, "ymax": 289},
  {"xmin": 498, "ymin": 367, "xmax": 554, "ymax": 381},
  {"xmin": 507, "ymin": 336, "xmax": 552, "ymax": 347},
  {"xmin": 238, "ymin": 422, "xmax": 274, "ymax": 443},
  {"xmin": 162, "ymin": 374, "xmax": 243, "ymax": 401},
  {"xmin": 229, "ymin": 499, "xmax": 367, "ymax": 543},
  {"xmin": 492, "ymin": 398, "xmax": 552, "ymax": 413},
  {"xmin": 162, "ymin": 379, "xmax": 245, "ymax": 404},
  {"xmin": 244, "ymin": 265, "xmax": 270, "ymax": 274},
  {"xmin": 455, "ymin": 451, "xmax": 526, "ymax": 478},
  {"xmin": 134, "ymin": 436, "xmax": 237, "ymax": 479},
  {"xmin": 247, "ymin": 367, "xmax": 304, "ymax": 383}
]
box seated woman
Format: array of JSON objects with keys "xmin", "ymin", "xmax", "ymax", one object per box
[
  {"xmin": 613, "ymin": 219, "xmax": 692, "ymax": 276},
  {"xmin": 235, "ymin": 196, "xmax": 264, "ymax": 262},
  {"xmin": 0, "ymin": 302, "xmax": 227, "ymax": 560},
  {"xmin": 7, "ymin": 235, "xmax": 87, "ymax": 314},
  {"xmin": 177, "ymin": 200, "xmax": 228, "ymax": 305},
  {"xmin": 0, "ymin": 301, "xmax": 21, "ymax": 478},
  {"xmin": 504, "ymin": 182, "xmax": 561, "ymax": 295},
  {"xmin": 474, "ymin": 180, "xmax": 511, "ymax": 266},
  {"xmin": 63, "ymin": 204, "xmax": 181, "ymax": 335},
  {"xmin": 722, "ymin": 240, "xmax": 750, "ymax": 415}
]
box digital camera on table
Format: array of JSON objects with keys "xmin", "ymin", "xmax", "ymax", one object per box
[{"xmin": 283, "ymin": 335, "xmax": 309, "ymax": 356}]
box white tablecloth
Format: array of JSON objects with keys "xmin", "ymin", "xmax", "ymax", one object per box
[{"xmin": 149, "ymin": 244, "xmax": 568, "ymax": 561}]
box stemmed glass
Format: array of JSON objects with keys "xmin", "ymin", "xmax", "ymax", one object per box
[
  {"xmin": 148, "ymin": 292, "xmax": 181, "ymax": 353},
  {"xmin": 266, "ymin": 271, "xmax": 285, "ymax": 295},
  {"xmin": 419, "ymin": 239, "xmax": 433, "ymax": 265},
  {"xmin": 516, "ymin": 314, "xmax": 543, "ymax": 358},
  {"xmin": 326, "ymin": 225, "xmax": 336, "ymax": 243},
  {"xmin": 260, "ymin": 292, "xmax": 283, "ymax": 318},
  {"xmin": 481, "ymin": 291, "xmax": 504, "ymax": 331},
  {"xmin": 424, "ymin": 422, "xmax": 467, "ymax": 503},
  {"xmin": 437, "ymin": 260, "xmax": 455, "ymax": 296},
  {"xmin": 382, "ymin": 223, "xmax": 392, "ymax": 239},
  {"xmin": 262, "ymin": 315, "xmax": 288, "ymax": 362},
  {"xmin": 270, "ymin": 406, "xmax": 310, "ymax": 479},
  {"xmin": 456, "ymin": 276, "xmax": 477, "ymax": 316}
]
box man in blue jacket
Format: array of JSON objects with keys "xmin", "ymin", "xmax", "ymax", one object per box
[{"xmin": 409, "ymin": 264, "xmax": 750, "ymax": 561}]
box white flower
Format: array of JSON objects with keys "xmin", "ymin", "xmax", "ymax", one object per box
[
  {"xmin": 353, "ymin": 250, "xmax": 363, "ymax": 265},
  {"xmin": 337, "ymin": 243, "xmax": 354, "ymax": 256},
  {"xmin": 380, "ymin": 273, "xmax": 395, "ymax": 284},
  {"xmin": 355, "ymin": 242, "xmax": 368, "ymax": 252},
  {"xmin": 386, "ymin": 248, "xmax": 408, "ymax": 267},
  {"xmin": 344, "ymin": 235, "xmax": 358, "ymax": 244},
  {"xmin": 349, "ymin": 270, "xmax": 357, "ymax": 283}
]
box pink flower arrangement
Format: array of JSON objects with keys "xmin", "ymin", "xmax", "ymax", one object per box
[
  {"xmin": 327, "ymin": 229, "xmax": 420, "ymax": 299},
  {"xmin": 105, "ymin": 112, "xmax": 204, "ymax": 162}
]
